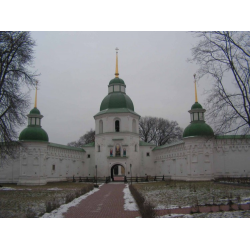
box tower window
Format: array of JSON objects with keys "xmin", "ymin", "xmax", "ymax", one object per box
[
  {"xmin": 52, "ymin": 165, "xmax": 55, "ymax": 171},
  {"xmin": 98, "ymin": 145, "xmax": 100, "ymax": 152},
  {"xmin": 147, "ymin": 152, "xmax": 150, "ymax": 156},
  {"xmin": 132, "ymin": 119, "xmax": 136, "ymax": 133},
  {"xmin": 135, "ymin": 144, "xmax": 137, "ymax": 152},
  {"xmin": 199, "ymin": 113, "xmax": 204, "ymax": 120},
  {"xmin": 99, "ymin": 120, "xmax": 103, "ymax": 134},
  {"xmin": 115, "ymin": 120, "xmax": 120, "ymax": 132},
  {"xmin": 88, "ymin": 154, "xmax": 90, "ymax": 158}
]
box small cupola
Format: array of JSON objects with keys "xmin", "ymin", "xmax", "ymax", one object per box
[
  {"xmin": 19, "ymin": 82, "xmax": 49, "ymax": 142},
  {"xmin": 108, "ymin": 48, "xmax": 126, "ymax": 94},
  {"xmin": 183, "ymin": 75, "xmax": 214, "ymax": 138}
]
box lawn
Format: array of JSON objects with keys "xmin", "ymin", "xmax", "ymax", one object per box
[
  {"xmin": 0, "ymin": 182, "xmax": 94, "ymax": 218},
  {"xmin": 133, "ymin": 181, "xmax": 250, "ymax": 210}
]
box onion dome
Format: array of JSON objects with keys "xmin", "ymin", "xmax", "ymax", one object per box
[
  {"xmin": 19, "ymin": 83, "xmax": 49, "ymax": 142},
  {"xmin": 183, "ymin": 76, "xmax": 214, "ymax": 138},
  {"xmin": 95, "ymin": 48, "xmax": 139, "ymax": 117}
]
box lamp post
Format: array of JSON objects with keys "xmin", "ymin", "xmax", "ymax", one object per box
[
  {"xmin": 130, "ymin": 164, "xmax": 132, "ymax": 185},
  {"xmin": 95, "ymin": 165, "xmax": 97, "ymax": 185}
]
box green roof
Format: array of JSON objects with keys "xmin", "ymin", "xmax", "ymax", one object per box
[
  {"xmin": 29, "ymin": 107, "xmax": 41, "ymax": 115},
  {"xmin": 94, "ymin": 108, "xmax": 140, "ymax": 117},
  {"xmin": 100, "ymin": 92, "xmax": 134, "ymax": 111},
  {"xmin": 139, "ymin": 141, "xmax": 155, "ymax": 146},
  {"xmin": 82, "ymin": 142, "xmax": 95, "ymax": 147},
  {"xmin": 19, "ymin": 126, "xmax": 49, "ymax": 142},
  {"xmin": 109, "ymin": 78, "xmax": 125, "ymax": 85},
  {"xmin": 191, "ymin": 102, "xmax": 203, "ymax": 109},
  {"xmin": 49, "ymin": 142, "xmax": 85, "ymax": 152},
  {"xmin": 153, "ymin": 141, "xmax": 184, "ymax": 151},
  {"xmin": 183, "ymin": 121, "xmax": 214, "ymax": 138}
]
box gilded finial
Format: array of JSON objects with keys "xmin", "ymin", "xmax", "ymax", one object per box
[
  {"xmin": 115, "ymin": 47, "xmax": 119, "ymax": 78},
  {"xmin": 194, "ymin": 74, "xmax": 198, "ymax": 102},
  {"xmin": 34, "ymin": 80, "xmax": 38, "ymax": 108}
]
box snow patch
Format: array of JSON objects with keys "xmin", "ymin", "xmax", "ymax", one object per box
[
  {"xmin": 0, "ymin": 187, "xmax": 16, "ymax": 191},
  {"xmin": 47, "ymin": 188, "xmax": 63, "ymax": 191},
  {"xmin": 123, "ymin": 184, "xmax": 139, "ymax": 211}
]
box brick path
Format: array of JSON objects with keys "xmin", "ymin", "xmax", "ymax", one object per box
[{"xmin": 63, "ymin": 183, "xmax": 140, "ymax": 218}]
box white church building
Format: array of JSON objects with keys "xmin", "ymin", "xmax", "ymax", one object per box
[{"xmin": 1, "ymin": 51, "xmax": 250, "ymax": 185}]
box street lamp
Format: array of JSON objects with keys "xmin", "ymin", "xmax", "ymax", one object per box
[
  {"xmin": 130, "ymin": 164, "xmax": 132, "ymax": 185},
  {"xmin": 95, "ymin": 165, "xmax": 97, "ymax": 185}
]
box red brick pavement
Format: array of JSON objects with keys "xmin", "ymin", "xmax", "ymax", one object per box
[{"xmin": 63, "ymin": 183, "xmax": 140, "ymax": 218}]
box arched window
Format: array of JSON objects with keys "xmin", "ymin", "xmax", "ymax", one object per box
[
  {"xmin": 116, "ymin": 144, "xmax": 121, "ymax": 156},
  {"xmin": 115, "ymin": 120, "xmax": 120, "ymax": 132},
  {"xmin": 99, "ymin": 120, "xmax": 103, "ymax": 134},
  {"xmin": 135, "ymin": 144, "xmax": 137, "ymax": 152},
  {"xmin": 132, "ymin": 119, "xmax": 136, "ymax": 133},
  {"xmin": 98, "ymin": 145, "xmax": 100, "ymax": 152}
]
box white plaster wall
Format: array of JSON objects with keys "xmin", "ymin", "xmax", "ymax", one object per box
[
  {"xmin": 95, "ymin": 113, "xmax": 139, "ymax": 134},
  {"xmin": 213, "ymin": 138, "xmax": 250, "ymax": 178},
  {"xmin": 139, "ymin": 146, "xmax": 155, "ymax": 176}
]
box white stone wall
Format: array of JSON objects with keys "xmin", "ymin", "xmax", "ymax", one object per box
[
  {"xmin": 213, "ymin": 138, "xmax": 250, "ymax": 178},
  {"xmin": 2, "ymin": 135, "xmax": 250, "ymax": 185},
  {"xmin": 95, "ymin": 113, "xmax": 139, "ymax": 134},
  {"xmin": 139, "ymin": 145, "xmax": 155, "ymax": 176}
]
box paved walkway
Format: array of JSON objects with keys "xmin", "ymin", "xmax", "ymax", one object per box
[{"xmin": 63, "ymin": 183, "xmax": 140, "ymax": 218}]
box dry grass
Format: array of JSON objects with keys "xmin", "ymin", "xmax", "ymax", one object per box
[
  {"xmin": 133, "ymin": 181, "xmax": 250, "ymax": 209},
  {"xmin": 0, "ymin": 182, "xmax": 94, "ymax": 218}
]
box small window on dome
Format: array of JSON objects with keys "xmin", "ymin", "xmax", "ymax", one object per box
[
  {"xmin": 28, "ymin": 118, "xmax": 31, "ymax": 125},
  {"xmin": 108, "ymin": 86, "xmax": 113, "ymax": 93},
  {"xmin": 36, "ymin": 118, "xmax": 40, "ymax": 125},
  {"xmin": 194, "ymin": 113, "xmax": 198, "ymax": 121},
  {"xmin": 114, "ymin": 85, "xmax": 119, "ymax": 92},
  {"xmin": 32, "ymin": 118, "xmax": 36, "ymax": 125},
  {"xmin": 121, "ymin": 86, "xmax": 125, "ymax": 93},
  {"xmin": 190, "ymin": 114, "xmax": 193, "ymax": 122},
  {"xmin": 199, "ymin": 113, "xmax": 204, "ymax": 120}
]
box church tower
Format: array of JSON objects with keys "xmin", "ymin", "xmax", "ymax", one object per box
[{"xmin": 94, "ymin": 49, "xmax": 140, "ymax": 180}]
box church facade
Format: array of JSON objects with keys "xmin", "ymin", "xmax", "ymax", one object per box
[{"xmin": 1, "ymin": 52, "xmax": 250, "ymax": 185}]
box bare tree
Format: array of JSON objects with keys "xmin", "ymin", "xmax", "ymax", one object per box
[
  {"xmin": 139, "ymin": 116, "xmax": 183, "ymax": 146},
  {"xmin": 139, "ymin": 117, "xmax": 157, "ymax": 143},
  {"xmin": 0, "ymin": 32, "xmax": 38, "ymax": 160},
  {"xmin": 67, "ymin": 129, "xmax": 95, "ymax": 147},
  {"xmin": 189, "ymin": 31, "xmax": 250, "ymax": 135}
]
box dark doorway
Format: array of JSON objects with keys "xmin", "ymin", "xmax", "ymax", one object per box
[{"xmin": 111, "ymin": 164, "xmax": 125, "ymax": 182}]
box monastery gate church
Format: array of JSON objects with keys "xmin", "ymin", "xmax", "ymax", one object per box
[{"xmin": 1, "ymin": 51, "xmax": 250, "ymax": 185}]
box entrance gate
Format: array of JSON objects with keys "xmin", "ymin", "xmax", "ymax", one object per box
[{"xmin": 111, "ymin": 164, "xmax": 125, "ymax": 182}]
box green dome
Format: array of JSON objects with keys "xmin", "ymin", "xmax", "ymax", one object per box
[
  {"xmin": 100, "ymin": 92, "xmax": 134, "ymax": 111},
  {"xmin": 183, "ymin": 122, "xmax": 214, "ymax": 138},
  {"xmin": 109, "ymin": 78, "xmax": 125, "ymax": 85},
  {"xmin": 29, "ymin": 107, "xmax": 41, "ymax": 115},
  {"xmin": 19, "ymin": 126, "xmax": 49, "ymax": 142},
  {"xmin": 191, "ymin": 102, "xmax": 203, "ymax": 109}
]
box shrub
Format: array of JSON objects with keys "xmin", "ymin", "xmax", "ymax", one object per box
[
  {"xmin": 129, "ymin": 185, "xmax": 156, "ymax": 218},
  {"xmin": 45, "ymin": 198, "xmax": 60, "ymax": 213}
]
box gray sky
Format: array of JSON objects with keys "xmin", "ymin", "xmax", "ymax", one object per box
[{"xmin": 20, "ymin": 31, "xmax": 211, "ymax": 145}]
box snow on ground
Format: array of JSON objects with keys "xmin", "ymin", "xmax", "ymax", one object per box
[
  {"xmin": 47, "ymin": 188, "xmax": 63, "ymax": 191},
  {"xmin": 41, "ymin": 185, "xmax": 103, "ymax": 218},
  {"xmin": 0, "ymin": 187, "xmax": 31, "ymax": 191},
  {"xmin": 123, "ymin": 184, "xmax": 139, "ymax": 211}
]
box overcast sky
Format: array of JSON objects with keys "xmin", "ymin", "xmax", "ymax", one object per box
[{"xmin": 20, "ymin": 31, "xmax": 212, "ymax": 145}]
